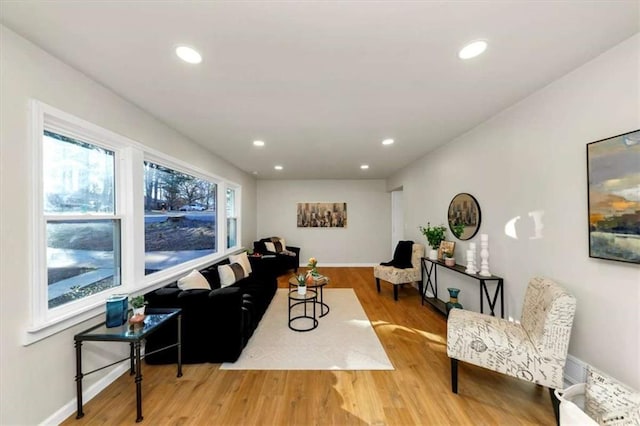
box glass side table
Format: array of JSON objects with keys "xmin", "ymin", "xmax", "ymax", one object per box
[
  {"xmin": 288, "ymin": 289, "xmax": 318, "ymax": 332},
  {"xmin": 288, "ymin": 275, "xmax": 330, "ymax": 317},
  {"xmin": 74, "ymin": 308, "xmax": 182, "ymax": 422}
]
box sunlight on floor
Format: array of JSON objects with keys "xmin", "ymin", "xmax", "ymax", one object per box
[{"xmin": 371, "ymin": 319, "xmax": 446, "ymax": 344}]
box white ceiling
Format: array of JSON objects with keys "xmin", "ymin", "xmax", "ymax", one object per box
[{"xmin": 1, "ymin": 1, "xmax": 638, "ymax": 179}]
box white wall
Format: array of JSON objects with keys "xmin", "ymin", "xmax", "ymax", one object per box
[
  {"xmin": 0, "ymin": 26, "xmax": 257, "ymax": 424},
  {"xmin": 257, "ymin": 180, "xmax": 390, "ymax": 265},
  {"xmin": 388, "ymin": 34, "xmax": 640, "ymax": 388}
]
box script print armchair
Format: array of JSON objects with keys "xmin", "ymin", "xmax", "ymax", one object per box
[
  {"xmin": 447, "ymin": 276, "xmax": 576, "ymax": 420},
  {"xmin": 374, "ymin": 243, "xmax": 425, "ymax": 301}
]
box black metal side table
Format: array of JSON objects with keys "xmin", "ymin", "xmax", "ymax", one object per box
[
  {"xmin": 288, "ymin": 289, "xmax": 318, "ymax": 332},
  {"xmin": 74, "ymin": 308, "xmax": 182, "ymax": 422},
  {"xmin": 288, "ymin": 275, "xmax": 330, "ymax": 317}
]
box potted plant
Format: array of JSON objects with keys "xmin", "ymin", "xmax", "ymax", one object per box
[
  {"xmin": 130, "ymin": 295, "xmax": 147, "ymax": 316},
  {"xmin": 294, "ymin": 274, "xmax": 307, "ymax": 295},
  {"xmin": 419, "ymin": 222, "xmax": 447, "ymax": 260},
  {"xmin": 444, "ymin": 251, "xmax": 456, "ymax": 267}
]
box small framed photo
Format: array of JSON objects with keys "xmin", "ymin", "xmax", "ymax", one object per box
[{"xmin": 438, "ymin": 241, "xmax": 456, "ymax": 260}]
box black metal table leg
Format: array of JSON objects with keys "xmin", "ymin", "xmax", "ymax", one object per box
[
  {"xmin": 419, "ymin": 260, "xmax": 425, "ymax": 304},
  {"xmin": 134, "ymin": 341, "xmax": 143, "ymax": 422},
  {"xmin": 317, "ymin": 285, "xmax": 329, "ymax": 317},
  {"xmin": 129, "ymin": 342, "xmax": 135, "ymax": 375},
  {"xmin": 500, "ymin": 279, "xmax": 504, "ymax": 319},
  {"xmin": 75, "ymin": 340, "xmax": 84, "ymax": 419},
  {"xmin": 177, "ymin": 313, "xmax": 183, "ymax": 378}
]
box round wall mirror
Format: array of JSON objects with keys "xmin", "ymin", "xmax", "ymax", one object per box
[{"xmin": 447, "ymin": 193, "xmax": 481, "ymax": 240}]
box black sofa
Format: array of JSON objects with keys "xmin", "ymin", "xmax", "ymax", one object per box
[
  {"xmin": 253, "ymin": 238, "xmax": 300, "ymax": 276},
  {"xmin": 144, "ymin": 257, "xmax": 277, "ymax": 364}
]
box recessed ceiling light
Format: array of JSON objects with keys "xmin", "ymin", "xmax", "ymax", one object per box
[
  {"xmin": 176, "ymin": 46, "xmax": 202, "ymax": 64},
  {"xmin": 382, "ymin": 139, "xmax": 394, "ymax": 145},
  {"xmin": 274, "ymin": 165, "xmax": 283, "ymax": 170},
  {"xmin": 360, "ymin": 164, "xmax": 369, "ymax": 170},
  {"xmin": 253, "ymin": 140, "xmax": 265, "ymax": 147},
  {"xmin": 458, "ymin": 40, "xmax": 487, "ymax": 60}
]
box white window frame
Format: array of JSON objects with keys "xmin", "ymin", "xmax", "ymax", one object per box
[
  {"xmin": 141, "ymin": 153, "xmax": 225, "ymax": 284},
  {"xmin": 25, "ymin": 101, "xmax": 242, "ymax": 345},
  {"xmin": 225, "ymin": 184, "xmax": 241, "ymax": 251}
]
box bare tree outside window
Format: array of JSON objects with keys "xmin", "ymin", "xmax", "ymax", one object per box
[{"xmin": 143, "ymin": 161, "xmax": 217, "ymax": 274}]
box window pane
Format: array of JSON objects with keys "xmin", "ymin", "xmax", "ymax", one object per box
[
  {"xmin": 144, "ymin": 161, "xmax": 217, "ymax": 275},
  {"xmin": 43, "ymin": 130, "xmax": 115, "ymax": 214},
  {"xmin": 226, "ymin": 188, "xmax": 237, "ymax": 248},
  {"xmin": 47, "ymin": 219, "xmax": 121, "ymax": 308}
]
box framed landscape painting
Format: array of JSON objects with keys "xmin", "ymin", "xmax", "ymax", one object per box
[
  {"xmin": 297, "ymin": 202, "xmax": 347, "ymax": 228},
  {"xmin": 587, "ymin": 129, "xmax": 640, "ymax": 264}
]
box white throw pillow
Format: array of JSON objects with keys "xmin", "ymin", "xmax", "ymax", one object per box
[
  {"xmin": 218, "ymin": 262, "xmax": 247, "ymax": 288},
  {"xmin": 177, "ymin": 269, "xmax": 211, "ymax": 291},
  {"xmin": 265, "ymin": 237, "xmax": 287, "ymax": 253},
  {"xmin": 229, "ymin": 252, "xmax": 252, "ymax": 275}
]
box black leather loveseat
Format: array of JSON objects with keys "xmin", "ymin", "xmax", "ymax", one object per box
[
  {"xmin": 144, "ymin": 257, "xmax": 277, "ymax": 364},
  {"xmin": 253, "ymin": 237, "xmax": 300, "ymax": 276}
]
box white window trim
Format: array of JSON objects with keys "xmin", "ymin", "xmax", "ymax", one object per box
[
  {"xmin": 225, "ymin": 184, "xmax": 241, "ymax": 251},
  {"xmin": 25, "ymin": 100, "xmax": 242, "ymax": 345}
]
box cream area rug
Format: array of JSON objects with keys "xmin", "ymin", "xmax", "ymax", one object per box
[{"xmin": 220, "ymin": 288, "xmax": 394, "ymax": 370}]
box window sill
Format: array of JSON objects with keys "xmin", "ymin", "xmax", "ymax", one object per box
[
  {"xmin": 24, "ymin": 302, "xmax": 105, "ymax": 346},
  {"xmin": 23, "ymin": 250, "xmax": 244, "ymax": 346}
]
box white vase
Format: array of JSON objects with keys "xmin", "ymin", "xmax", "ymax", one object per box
[
  {"xmin": 297, "ymin": 286, "xmax": 306, "ymax": 295},
  {"xmin": 429, "ymin": 249, "xmax": 439, "ymax": 260},
  {"xmin": 133, "ymin": 306, "xmax": 145, "ymax": 316}
]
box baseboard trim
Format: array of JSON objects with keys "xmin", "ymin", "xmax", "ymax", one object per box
[{"xmin": 41, "ymin": 363, "xmax": 129, "ymax": 425}]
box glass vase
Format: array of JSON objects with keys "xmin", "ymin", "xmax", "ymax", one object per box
[{"xmin": 445, "ymin": 287, "xmax": 463, "ymax": 315}]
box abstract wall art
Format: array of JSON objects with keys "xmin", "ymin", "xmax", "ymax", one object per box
[{"xmin": 587, "ymin": 129, "xmax": 640, "ymax": 264}]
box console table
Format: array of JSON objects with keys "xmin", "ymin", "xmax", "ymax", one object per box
[
  {"xmin": 420, "ymin": 258, "xmax": 504, "ymax": 318},
  {"xmin": 74, "ymin": 308, "xmax": 182, "ymax": 422}
]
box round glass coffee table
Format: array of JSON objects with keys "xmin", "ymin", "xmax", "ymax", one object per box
[
  {"xmin": 288, "ymin": 275, "xmax": 330, "ymax": 317},
  {"xmin": 288, "ymin": 289, "xmax": 318, "ymax": 332}
]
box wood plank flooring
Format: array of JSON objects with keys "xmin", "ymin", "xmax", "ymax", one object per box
[{"xmin": 64, "ymin": 267, "xmax": 555, "ymax": 425}]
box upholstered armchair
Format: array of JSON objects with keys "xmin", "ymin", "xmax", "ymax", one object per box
[
  {"xmin": 447, "ymin": 276, "xmax": 576, "ymax": 420},
  {"xmin": 556, "ymin": 365, "xmax": 640, "ymax": 425},
  {"xmin": 374, "ymin": 243, "xmax": 425, "ymax": 301}
]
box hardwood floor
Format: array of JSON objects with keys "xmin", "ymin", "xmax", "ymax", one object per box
[{"xmin": 64, "ymin": 267, "xmax": 555, "ymax": 425}]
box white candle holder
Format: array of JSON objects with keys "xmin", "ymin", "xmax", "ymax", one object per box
[
  {"xmin": 465, "ymin": 249, "xmax": 476, "ymax": 274},
  {"xmin": 468, "ymin": 242, "xmax": 477, "ymax": 274},
  {"xmin": 479, "ymin": 234, "xmax": 491, "ymax": 276}
]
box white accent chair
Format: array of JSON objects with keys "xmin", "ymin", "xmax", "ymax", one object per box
[
  {"xmin": 556, "ymin": 366, "xmax": 640, "ymax": 426},
  {"xmin": 373, "ymin": 243, "xmax": 424, "ymax": 301},
  {"xmin": 447, "ymin": 276, "xmax": 577, "ymax": 422}
]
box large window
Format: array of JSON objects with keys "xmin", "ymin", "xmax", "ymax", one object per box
[
  {"xmin": 43, "ymin": 131, "xmax": 121, "ymax": 309},
  {"xmin": 143, "ymin": 161, "xmax": 217, "ymax": 275},
  {"xmin": 29, "ymin": 101, "xmax": 241, "ymax": 343}
]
